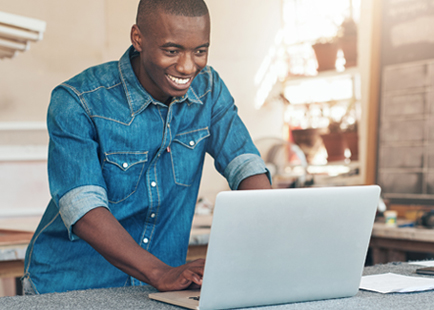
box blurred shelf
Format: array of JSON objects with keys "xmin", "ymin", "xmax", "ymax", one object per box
[
  {"xmin": 284, "ymin": 66, "xmax": 360, "ymax": 84},
  {"xmin": 0, "ymin": 11, "xmax": 46, "ymax": 59}
]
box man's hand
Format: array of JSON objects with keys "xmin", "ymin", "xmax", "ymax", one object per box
[
  {"xmin": 73, "ymin": 207, "xmax": 204, "ymax": 292},
  {"xmin": 152, "ymin": 259, "xmax": 205, "ymax": 291}
]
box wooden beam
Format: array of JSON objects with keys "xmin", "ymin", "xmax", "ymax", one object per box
[{"xmin": 365, "ymin": 0, "xmax": 382, "ymax": 184}]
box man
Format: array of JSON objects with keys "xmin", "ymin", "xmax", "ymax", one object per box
[{"xmin": 23, "ymin": 0, "xmax": 271, "ymax": 294}]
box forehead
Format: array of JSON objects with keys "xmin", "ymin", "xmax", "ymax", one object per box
[{"xmin": 142, "ymin": 11, "xmax": 210, "ymax": 46}]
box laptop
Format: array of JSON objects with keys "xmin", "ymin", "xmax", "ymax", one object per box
[{"xmin": 149, "ymin": 185, "xmax": 381, "ymax": 310}]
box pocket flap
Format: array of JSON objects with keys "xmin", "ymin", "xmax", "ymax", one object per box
[
  {"xmin": 172, "ymin": 128, "xmax": 210, "ymax": 149},
  {"xmin": 105, "ymin": 151, "xmax": 148, "ymax": 171}
]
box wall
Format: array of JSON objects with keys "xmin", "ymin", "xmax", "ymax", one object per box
[
  {"xmin": 0, "ymin": 0, "xmax": 137, "ymax": 122},
  {"xmin": 200, "ymin": 0, "xmax": 283, "ymax": 200},
  {"xmin": 0, "ymin": 0, "xmax": 282, "ymax": 211}
]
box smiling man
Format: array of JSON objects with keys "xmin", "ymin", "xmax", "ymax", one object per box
[{"xmin": 23, "ymin": 0, "xmax": 271, "ymax": 295}]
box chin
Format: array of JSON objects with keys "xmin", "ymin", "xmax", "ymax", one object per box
[{"xmin": 167, "ymin": 89, "xmax": 189, "ymax": 99}]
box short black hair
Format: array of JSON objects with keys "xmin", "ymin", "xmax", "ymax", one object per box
[{"xmin": 136, "ymin": 0, "xmax": 209, "ymax": 26}]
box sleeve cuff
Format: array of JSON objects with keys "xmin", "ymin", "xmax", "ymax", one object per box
[
  {"xmin": 59, "ymin": 185, "xmax": 109, "ymax": 241},
  {"xmin": 224, "ymin": 154, "xmax": 271, "ymax": 190}
]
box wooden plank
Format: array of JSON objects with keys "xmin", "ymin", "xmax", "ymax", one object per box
[
  {"xmin": 0, "ymin": 37, "xmax": 28, "ymax": 51},
  {"xmin": 0, "ymin": 260, "xmax": 24, "ymax": 278},
  {"xmin": 186, "ymin": 245, "xmax": 207, "ymax": 262},
  {"xmin": 371, "ymin": 237, "xmax": 434, "ymax": 254},
  {"xmin": 0, "ymin": 12, "xmax": 46, "ymax": 32},
  {"xmin": 372, "ymin": 223, "xmax": 434, "ymax": 242},
  {"xmin": 0, "ymin": 24, "xmax": 40, "ymax": 42},
  {"xmin": 0, "ymin": 216, "xmax": 41, "ymax": 233},
  {"xmin": 0, "ymin": 231, "xmax": 33, "ymax": 246}
]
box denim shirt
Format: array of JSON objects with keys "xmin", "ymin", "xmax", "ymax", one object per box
[{"xmin": 24, "ymin": 46, "xmax": 269, "ymax": 294}]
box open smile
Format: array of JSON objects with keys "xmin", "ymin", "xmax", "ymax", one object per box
[{"xmin": 166, "ymin": 74, "xmax": 192, "ymax": 87}]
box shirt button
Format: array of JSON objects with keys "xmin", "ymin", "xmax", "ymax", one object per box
[
  {"xmin": 151, "ymin": 181, "xmax": 157, "ymax": 187},
  {"xmin": 143, "ymin": 238, "xmax": 149, "ymax": 244},
  {"xmin": 167, "ymin": 124, "xmax": 170, "ymax": 128},
  {"xmin": 122, "ymin": 162, "xmax": 128, "ymax": 168},
  {"xmin": 150, "ymin": 213, "xmax": 156, "ymax": 218},
  {"xmin": 189, "ymin": 141, "xmax": 195, "ymax": 146}
]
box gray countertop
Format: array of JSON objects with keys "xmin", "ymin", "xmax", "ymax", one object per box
[{"xmin": 1, "ymin": 262, "xmax": 434, "ymax": 310}]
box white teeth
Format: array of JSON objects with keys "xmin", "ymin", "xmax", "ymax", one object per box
[{"xmin": 168, "ymin": 75, "xmax": 190, "ymax": 85}]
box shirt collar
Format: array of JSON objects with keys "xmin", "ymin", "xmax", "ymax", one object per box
[{"xmin": 118, "ymin": 46, "xmax": 203, "ymax": 115}]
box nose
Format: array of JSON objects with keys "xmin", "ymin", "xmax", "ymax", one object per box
[{"xmin": 176, "ymin": 52, "xmax": 196, "ymax": 75}]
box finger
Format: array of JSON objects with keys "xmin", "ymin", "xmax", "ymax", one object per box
[
  {"xmin": 187, "ymin": 260, "xmax": 205, "ymax": 276},
  {"xmin": 190, "ymin": 266, "xmax": 204, "ymax": 277},
  {"xmin": 182, "ymin": 269, "xmax": 203, "ymax": 286},
  {"xmin": 178, "ymin": 276, "xmax": 192, "ymax": 287}
]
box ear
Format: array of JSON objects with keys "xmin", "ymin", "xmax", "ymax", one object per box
[{"xmin": 131, "ymin": 24, "xmax": 143, "ymax": 52}]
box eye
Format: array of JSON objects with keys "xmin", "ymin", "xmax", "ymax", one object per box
[
  {"xmin": 195, "ymin": 49, "xmax": 208, "ymax": 56},
  {"xmin": 164, "ymin": 49, "xmax": 179, "ymax": 56}
]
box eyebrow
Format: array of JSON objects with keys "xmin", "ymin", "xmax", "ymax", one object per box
[{"xmin": 160, "ymin": 42, "xmax": 210, "ymax": 49}]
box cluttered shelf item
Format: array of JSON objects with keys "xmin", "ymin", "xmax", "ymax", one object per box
[
  {"xmin": 370, "ymin": 205, "xmax": 434, "ymax": 265},
  {"xmin": 187, "ymin": 214, "xmax": 212, "ymax": 262}
]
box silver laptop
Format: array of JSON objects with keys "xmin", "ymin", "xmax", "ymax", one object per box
[{"xmin": 149, "ymin": 185, "xmax": 381, "ymax": 310}]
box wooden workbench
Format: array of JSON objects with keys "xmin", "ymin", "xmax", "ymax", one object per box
[
  {"xmin": 370, "ymin": 222, "xmax": 434, "ymax": 264},
  {"xmin": 0, "ymin": 216, "xmax": 39, "ymax": 279}
]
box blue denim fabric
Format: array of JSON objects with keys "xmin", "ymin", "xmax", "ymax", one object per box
[{"xmin": 24, "ymin": 46, "xmax": 270, "ymax": 294}]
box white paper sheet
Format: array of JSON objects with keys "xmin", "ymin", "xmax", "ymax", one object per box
[
  {"xmin": 360, "ymin": 273, "xmax": 434, "ymax": 294},
  {"xmin": 408, "ymin": 260, "xmax": 434, "ymax": 267}
]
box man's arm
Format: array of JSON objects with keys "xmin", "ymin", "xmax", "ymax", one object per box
[
  {"xmin": 73, "ymin": 174, "xmax": 269, "ymax": 291},
  {"xmin": 238, "ymin": 173, "xmax": 271, "ymax": 190},
  {"xmin": 73, "ymin": 207, "xmax": 204, "ymax": 291}
]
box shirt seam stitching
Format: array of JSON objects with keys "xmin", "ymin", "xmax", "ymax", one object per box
[
  {"xmin": 118, "ymin": 61, "xmax": 135, "ymax": 114},
  {"xmin": 25, "ymin": 212, "xmax": 60, "ymax": 274},
  {"xmin": 60, "ymin": 83, "xmax": 92, "ymax": 116}
]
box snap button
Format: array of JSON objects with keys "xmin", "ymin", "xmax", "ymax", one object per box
[
  {"xmin": 151, "ymin": 181, "xmax": 157, "ymax": 187},
  {"xmin": 143, "ymin": 238, "xmax": 149, "ymax": 243},
  {"xmin": 150, "ymin": 213, "xmax": 156, "ymax": 218},
  {"xmin": 122, "ymin": 162, "xmax": 128, "ymax": 168},
  {"xmin": 189, "ymin": 141, "xmax": 195, "ymax": 146}
]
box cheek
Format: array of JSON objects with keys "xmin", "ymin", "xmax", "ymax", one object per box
[
  {"xmin": 196, "ymin": 57, "xmax": 208, "ymax": 70},
  {"xmin": 145, "ymin": 58, "xmax": 169, "ymax": 78}
]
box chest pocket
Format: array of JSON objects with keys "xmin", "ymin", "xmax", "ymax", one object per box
[
  {"xmin": 102, "ymin": 151, "xmax": 148, "ymax": 203},
  {"xmin": 170, "ymin": 128, "xmax": 210, "ymax": 186}
]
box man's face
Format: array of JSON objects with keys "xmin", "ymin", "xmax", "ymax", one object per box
[{"xmin": 131, "ymin": 11, "xmax": 210, "ymax": 104}]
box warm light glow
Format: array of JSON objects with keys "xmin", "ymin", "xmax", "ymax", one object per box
[
  {"xmin": 284, "ymin": 75, "xmax": 353, "ymax": 104},
  {"xmin": 307, "ymin": 164, "xmax": 350, "ymax": 176},
  {"xmin": 254, "ymin": 0, "xmax": 361, "ymax": 109},
  {"xmin": 282, "ymin": 0, "xmax": 360, "ymax": 45}
]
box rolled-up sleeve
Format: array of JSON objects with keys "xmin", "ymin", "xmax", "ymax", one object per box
[
  {"xmin": 206, "ymin": 69, "xmax": 271, "ymax": 189},
  {"xmin": 47, "ymin": 85, "xmax": 109, "ymax": 240},
  {"xmin": 59, "ymin": 185, "xmax": 109, "ymax": 241},
  {"xmin": 224, "ymin": 153, "xmax": 271, "ymax": 190}
]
